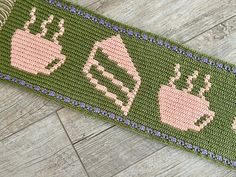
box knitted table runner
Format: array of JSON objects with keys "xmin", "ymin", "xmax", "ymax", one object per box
[{"xmin": 1, "ymin": 0, "xmax": 236, "ymax": 169}]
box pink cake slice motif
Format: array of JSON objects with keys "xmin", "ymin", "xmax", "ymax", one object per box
[
  {"xmin": 10, "ymin": 7, "xmax": 66, "ymax": 75},
  {"xmin": 83, "ymin": 35, "xmax": 141, "ymax": 116},
  {"xmin": 158, "ymin": 64, "xmax": 215, "ymax": 131}
]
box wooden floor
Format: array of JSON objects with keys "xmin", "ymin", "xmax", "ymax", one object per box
[{"xmin": 1, "ymin": 0, "xmax": 236, "ymax": 176}]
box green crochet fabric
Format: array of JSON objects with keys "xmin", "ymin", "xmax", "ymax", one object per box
[{"xmin": 1, "ymin": 0, "xmax": 236, "ymax": 169}]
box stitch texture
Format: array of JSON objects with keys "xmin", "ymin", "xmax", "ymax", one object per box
[
  {"xmin": 10, "ymin": 7, "xmax": 66, "ymax": 75},
  {"xmin": 233, "ymin": 117, "xmax": 236, "ymax": 130},
  {"xmin": 0, "ymin": 0, "xmax": 236, "ymax": 169},
  {"xmin": 83, "ymin": 35, "xmax": 141, "ymax": 116},
  {"xmin": 0, "ymin": 0, "xmax": 16, "ymax": 30},
  {"xmin": 158, "ymin": 64, "xmax": 215, "ymax": 131}
]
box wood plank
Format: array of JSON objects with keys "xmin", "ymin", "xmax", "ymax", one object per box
[
  {"xmin": 185, "ymin": 16, "xmax": 236, "ymax": 64},
  {"xmin": 71, "ymin": 0, "xmax": 100, "ymax": 7},
  {"xmin": 0, "ymin": 113, "xmax": 88, "ymax": 177},
  {"xmin": 84, "ymin": 0, "xmax": 236, "ymax": 42},
  {"xmin": 67, "ymin": 0, "xmax": 101, "ymax": 7},
  {"xmin": 0, "ymin": 83, "xmax": 61, "ymax": 141},
  {"xmin": 74, "ymin": 126, "xmax": 166, "ymax": 177},
  {"xmin": 57, "ymin": 108, "xmax": 113, "ymax": 144},
  {"xmin": 113, "ymin": 146, "xmax": 236, "ymax": 177}
]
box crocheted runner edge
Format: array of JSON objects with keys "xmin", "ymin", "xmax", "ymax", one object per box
[{"xmin": 1, "ymin": 0, "xmax": 236, "ymax": 170}]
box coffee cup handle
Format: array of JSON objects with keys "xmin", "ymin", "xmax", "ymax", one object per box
[
  {"xmin": 200, "ymin": 110, "xmax": 215, "ymax": 130},
  {"xmin": 204, "ymin": 110, "xmax": 214, "ymax": 125},
  {"xmin": 43, "ymin": 54, "xmax": 66, "ymax": 75},
  {"xmin": 192, "ymin": 110, "xmax": 215, "ymax": 131}
]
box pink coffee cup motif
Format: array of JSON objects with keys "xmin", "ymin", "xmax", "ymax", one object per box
[
  {"xmin": 158, "ymin": 64, "xmax": 215, "ymax": 131},
  {"xmin": 10, "ymin": 7, "xmax": 66, "ymax": 75}
]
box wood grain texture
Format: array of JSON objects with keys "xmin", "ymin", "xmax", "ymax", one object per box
[
  {"xmin": 186, "ymin": 16, "xmax": 236, "ymax": 63},
  {"xmin": 72, "ymin": 0, "xmax": 100, "ymax": 8},
  {"xmin": 74, "ymin": 126, "xmax": 166, "ymax": 177},
  {"xmin": 113, "ymin": 146, "xmax": 236, "ymax": 177},
  {"xmin": 57, "ymin": 108, "xmax": 113, "ymax": 144},
  {"xmin": 0, "ymin": 113, "xmax": 88, "ymax": 177},
  {"xmin": 0, "ymin": 83, "xmax": 61, "ymax": 141},
  {"xmin": 84, "ymin": 0, "xmax": 236, "ymax": 42}
]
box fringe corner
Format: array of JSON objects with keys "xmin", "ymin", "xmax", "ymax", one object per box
[{"xmin": 0, "ymin": 0, "xmax": 16, "ymax": 30}]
